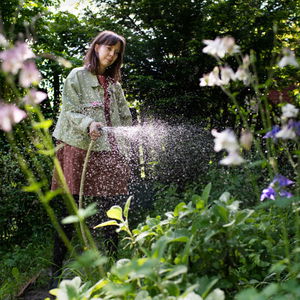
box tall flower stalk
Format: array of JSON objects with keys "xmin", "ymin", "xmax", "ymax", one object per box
[
  {"xmin": 0, "ymin": 37, "xmax": 105, "ymax": 278},
  {"xmin": 200, "ymin": 35, "xmax": 299, "ymax": 198}
]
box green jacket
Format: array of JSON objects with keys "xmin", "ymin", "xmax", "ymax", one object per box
[{"xmin": 53, "ymin": 67, "xmax": 132, "ymax": 155}]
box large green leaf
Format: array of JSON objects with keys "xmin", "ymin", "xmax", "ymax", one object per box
[
  {"xmin": 107, "ymin": 205, "xmax": 123, "ymax": 221},
  {"xmin": 94, "ymin": 220, "xmax": 119, "ymax": 228}
]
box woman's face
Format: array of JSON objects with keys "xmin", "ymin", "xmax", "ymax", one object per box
[{"xmin": 95, "ymin": 41, "xmax": 121, "ymax": 71}]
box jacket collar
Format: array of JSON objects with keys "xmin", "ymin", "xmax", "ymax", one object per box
[{"xmin": 86, "ymin": 71, "xmax": 100, "ymax": 87}]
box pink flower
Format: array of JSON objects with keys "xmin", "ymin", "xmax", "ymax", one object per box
[
  {"xmin": 23, "ymin": 89, "xmax": 47, "ymax": 105},
  {"xmin": 14, "ymin": 42, "xmax": 35, "ymax": 61},
  {"xmin": 0, "ymin": 47, "xmax": 23, "ymax": 74},
  {"xmin": 0, "ymin": 103, "xmax": 27, "ymax": 132},
  {"xmin": 0, "ymin": 42, "xmax": 35, "ymax": 74},
  {"xmin": 19, "ymin": 61, "xmax": 41, "ymax": 87}
]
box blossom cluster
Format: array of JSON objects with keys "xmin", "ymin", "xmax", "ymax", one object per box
[
  {"xmin": 264, "ymin": 104, "xmax": 299, "ymax": 140},
  {"xmin": 0, "ymin": 37, "xmax": 47, "ymax": 132},
  {"xmin": 260, "ymin": 174, "xmax": 294, "ymax": 201},
  {"xmin": 211, "ymin": 129, "xmax": 253, "ymax": 165},
  {"xmin": 200, "ymin": 37, "xmax": 299, "ymax": 87},
  {"xmin": 0, "ymin": 37, "xmax": 41, "ymax": 87},
  {"xmin": 200, "ymin": 56, "xmax": 250, "ymax": 87}
]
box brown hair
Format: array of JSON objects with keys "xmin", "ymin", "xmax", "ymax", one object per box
[{"xmin": 84, "ymin": 30, "xmax": 126, "ymax": 82}]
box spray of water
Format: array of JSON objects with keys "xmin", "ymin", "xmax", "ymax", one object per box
[{"xmin": 101, "ymin": 120, "xmax": 214, "ymax": 185}]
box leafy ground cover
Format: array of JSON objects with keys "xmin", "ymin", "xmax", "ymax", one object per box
[{"xmin": 48, "ymin": 182, "xmax": 300, "ymax": 299}]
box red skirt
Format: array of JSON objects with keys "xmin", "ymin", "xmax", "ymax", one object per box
[{"xmin": 51, "ymin": 142, "xmax": 131, "ymax": 197}]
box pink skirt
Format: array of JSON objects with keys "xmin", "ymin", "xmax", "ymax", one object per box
[{"xmin": 51, "ymin": 142, "xmax": 131, "ymax": 197}]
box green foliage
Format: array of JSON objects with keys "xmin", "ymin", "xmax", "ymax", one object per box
[
  {"xmin": 51, "ymin": 183, "xmax": 300, "ymax": 299},
  {"xmin": 0, "ymin": 231, "xmax": 53, "ymax": 299},
  {"xmin": 0, "ymin": 147, "xmax": 50, "ymax": 244}
]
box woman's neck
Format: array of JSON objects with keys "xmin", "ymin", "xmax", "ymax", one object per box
[{"xmin": 99, "ymin": 65, "xmax": 106, "ymax": 75}]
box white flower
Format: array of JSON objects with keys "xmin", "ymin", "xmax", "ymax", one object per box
[
  {"xmin": 211, "ymin": 129, "xmax": 239, "ymax": 152},
  {"xmin": 23, "ymin": 89, "xmax": 47, "ymax": 105},
  {"xmin": 240, "ymin": 130, "xmax": 253, "ymax": 150},
  {"xmin": 0, "ymin": 103, "xmax": 27, "ymax": 132},
  {"xmin": 19, "ymin": 61, "xmax": 41, "ymax": 87},
  {"xmin": 242, "ymin": 55, "xmax": 250, "ymax": 68},
  {"xmin": 0, "ymin": 33, "xmax": 8, "ymax": 47},
  {"xmin": 206, "ymin": 288, "xmax": 225, "ymax": 300},
  {"xmin": 203, "ymin": 36, "xmax": 240, "ymax": 58},
  {"xmin": 281, "ymin": 103, "xmax": 299, "ymax": 120},
  {"xmin": 200, "ymin": 66, "xmax": 221, "ymax": 86},
  {"xmin": 235, "ymin": 66, "xmax": 250, "ymax": 84},
  {"xmin": 220, "ymin": 151, "xmax": 245, "ymax": 165},
  {"xmin": 275, "ymin": 125, "xmax": 296, "ymax": 139},
  {"xmin": 51, "ymin": 276, "xmax": 83, "ymax": 300},
  {"xmin": 278, "ymin": 49, "xmax": 299, "ymax": 68},
  {"xmin": 220, "ymin": 66, "xmax": 236, "ymax": 85},
  {"xmin": 179, "ymin": 291, "xmax": 203, "ymax": 300}
]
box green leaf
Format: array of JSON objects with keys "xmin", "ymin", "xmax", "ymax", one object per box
[
  {"xmin": 124, "ymin": 195, "xmax": 132, "ymax": 219},
  {"xmin": 165, "ymin": 265, "xmax": 188, "ymax": 279},
  {"xmin": 196, "ymin": 199, "xmax": 205, "ymax": 210},
  {"xmin": 223, "ymin": 219, "xmax": 236, "ymax": 227},
  {"xmin": 87, "ymin": 279, "xmax": 109, "ymax": 295},
  {"xmin": 12, "ymin": 267, "xmax": 20, "ymax": 279},
  {"xmin": 32, "ymin": 119, "xmax": 53, "ymax": 129},
  {"xmin": 22, "ymin": 181, "xmax": 44, "ymax": 192},
  {"xmin": 274, "ymin": 196, "xmax": 299, "ymax": 208},
  {"xmin": 201, "ymin": 182, "xmax": 212, "ymax": 203},
  {"xmin": 37, "ymin": 149, "xmax": 56, "ymax": 156},
  {"xmin": 93, "ymin": 220, "xmax": 119, "ymax": 228},
  {"xmin": 162, "ymin": 281, "xmax": 180, "ymax": 296},
  {"xmin": 78, "ymin": 203, "xmax": 97, "ymax": 219},
  {"xmin": 174, "ymin": 202, "xmax": 187, "ymax": 216},
  {"xmin": 135, "ymin": 231, "xmax": 157, "ymax": 242},
  {"xmin": 44, "ymin": 189, "xmax": 63, "ymax": 203},
  {"xmin": 62, "ymin": 215, "xmax": 80, "ymax": 224},
  {"xmin": 201, "ymin": 278, "xmax": 219, "ymax": 298},
  {"xmin": 235, "ymin": 209, "xmax": 254, "ymax": 225},
  {"xmin": 214, "ymin": 205, "xmax": 229, "ymax": 222},
  {"xmin": 107, "ymin": 205, "xmax": 123, "ymax": 221}
]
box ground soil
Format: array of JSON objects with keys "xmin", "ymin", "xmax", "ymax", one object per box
[{"xmin": 17, "ymin": 288, "xmax": 54, "ymax": 300}]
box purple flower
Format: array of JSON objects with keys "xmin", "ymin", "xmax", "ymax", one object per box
[
  {"xmin": 260, "ymin": 187, "xmax": 276, "ymax": 201},
  {"xmin": 279, "ymin": 190, "xmax": 293, "ymax": 198},
  {"xmin": 288, "ymin": 120, "xmax": 300, "ymax": 136},
  {"xmin": 263, "ymin": 125, "xmax": 280, "ymax": 139},
  {"xmin": 261, "ymin": 174, "xmax": 294, "ymax": 202},
  {"xmin": 272, "ymin": 174, "xmax": 294, "ymax": 187}
]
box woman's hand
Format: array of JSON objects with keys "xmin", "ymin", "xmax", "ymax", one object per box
[{"xmin": 89, "ymin": 121, "xmax": 103, "ymax": 140}]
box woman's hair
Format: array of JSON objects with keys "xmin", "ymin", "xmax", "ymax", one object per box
[{"xmin": 84, "ymin": 30, "xmax": 126, "ymax": 82}]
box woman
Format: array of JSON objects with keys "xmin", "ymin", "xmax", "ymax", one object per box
[{"xmin": 50, "ymin": 30, "xmax": 132, "ymax": 284}]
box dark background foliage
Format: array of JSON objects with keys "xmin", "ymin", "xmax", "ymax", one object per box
[{"xmin": 0, "ymin": 0, "xmax": 299, "ymax": 262}]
